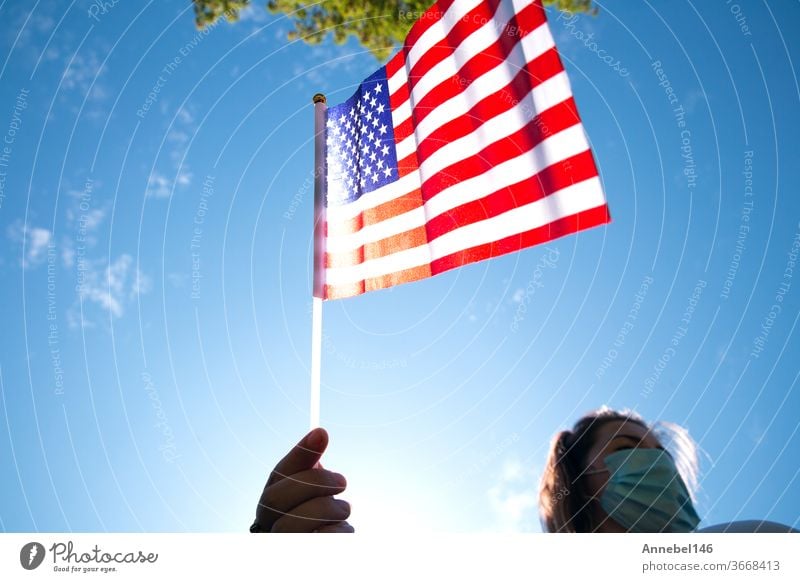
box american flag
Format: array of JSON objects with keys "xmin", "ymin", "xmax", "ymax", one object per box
[{"xmin": 317, "ymin": 0, "xmax": 610, "ymax": 300}]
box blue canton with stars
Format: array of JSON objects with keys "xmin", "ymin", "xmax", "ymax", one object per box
[{"xmin": 325, "ymin": 67, "xmax": 399, "ymax": 208}]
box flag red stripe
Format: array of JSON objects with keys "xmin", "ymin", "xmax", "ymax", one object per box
[
  {"xmin": 325, "ymin": 280, "xmax": 364, "ymax": 300},
  {"xmin": 419, "ymin": 97, "xmax": 584, "ymax": 202},
  {"xmin": 407, "ymin": 0, "xmax": 545, "ymax": 83},
  {"xmin": 406, "ymin": 0, "xmax": 506, "ymax": 81},
  {"xmin": 397, "ymin": 158, "xmax": 419, "ymax": 178},
  {"xmin": 365, "ymin": 263, "xmax": 432, "ymax": 293},
  {"xmin": 431, "ymin": 204, "xmax": 611, "ymax": 275},
  {"xmin": 407, "ymin": 1, "xmax": 548, "ymax": 129},
  {"xmin": 385, "ymin": 50, "xmax": 405, "ymax": 80},
  {"xmin": 325, "ymin": 150, "xmax": 598, "ymax": 267},
  {"xmin": 411, "ymin": 46, "xmax": 563, "ymax": 142},
  {"xmin": 425, "ymin": 150, "xmax": 601, "ymax": 240},
  {"xmin": 325, "ymin": 263, "xmax": 433, "ymax": 299},
  {"xmin": 388, "ymin": 55, "xmax": 420, "ymax": 179},
  {"xmin": 402, "ymin": 0, "xmax": 459, "ymax": 52},
  {"xmin": 327, "ymin": 189, "xmax": 424, "ymax": 237},
  {"xmin": 414, "ymin": 48, "xmax": 567, "ymax": 164},
  {"xmin": 326, "ymin": 225, "xmax": 428, "ymax": 269},
  {"xmin": 393, "ymin": 115, "xmax": 414, "ymax": 143}
]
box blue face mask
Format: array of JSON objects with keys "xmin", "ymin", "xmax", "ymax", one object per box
[{"xmin": 586, "ymin": 448, "xmax": 701, "ymax": 533}]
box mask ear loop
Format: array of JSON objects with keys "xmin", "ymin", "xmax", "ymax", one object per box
[
  {"xmin": 579, "ymin": 464, "xmax": 609, "ymax": 506},
  {"xmin": 578, "ymin": 464, "xmax": 612, "ymax": 531}
]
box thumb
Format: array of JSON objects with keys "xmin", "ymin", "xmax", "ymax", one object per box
[{"xmin": 267, "ymin": 427, "xmax": 328, "ymax": 487}]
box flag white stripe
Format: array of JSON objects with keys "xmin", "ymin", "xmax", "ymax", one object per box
[
  {"xmin": 406, "ymin": 0, "xmax": 487, "ymax": 74},
  {"xmin": 326, "ymin": 169, "xmax": 422, "ymax": 223},
  {"xmin": 391, "ymin": 24, "xmax": 557, "ymax": 161},
  {"xmin": 326, "ymin": 206, "xmax": 426, "ymax": 253},
  {"xmin": 328, "ymin": 245, "xmax": 434, "ymax": 287},
  {"xmin": 325, "ymin": 176, "xmax": 605, "ymax": 285},
  {"xmin": 409, "ymin": 1, "xmax": 522, "ymax": 108},
  {"xmin": 387, "ymin": 62, "xmax": 406, "ymax": 96},
  {"xmin": 425, "ymin": 124, "xmax": 590, "ymax": 218},
  {"xmin": 395, "ymin": 69, "xmax": 572, "ymax": 174},
  {"xmin": 419, "ymin": 74, "xmax": 577, "ymax": 179},
  {"xmin": 387, "ymin": 1, "xmax": 553, "ymax": 130},
  {"xmin": 390, "ymin": 98, "xmax": 412, "ymax": 129},
  {"xmin": 431, "ymin": 177, "xmax": 604, "ymax": 258},
  {"xmin": 412, "ymin": 23, "xmax": 555, "ymax": 143},
  {"xmin": 395, "ymin": 132, "xmax": 417, "ymax": 161},
  {"xmin": 327, "ymin": 124, "xmax": 590, "ymax": 253}
]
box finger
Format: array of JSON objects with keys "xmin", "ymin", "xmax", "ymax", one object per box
[
  {"xmin": 266, "ymin": 428, "xmax": 328, "ymax": 488},
  {"xmin": 256, "ymin": 468, "xmax": 347, "ymax": 531},
  {"xmin": 314, "ymin": 521, "xmax": 355, "ymax": 533},
  {"xmin": 270, "ymin": 497, "xmax": 351, "ymax": 533}
]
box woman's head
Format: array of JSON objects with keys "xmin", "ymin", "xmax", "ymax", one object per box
[{"xmin": 538, "ymin": 407, "xmax": 699, "ymax": 532}]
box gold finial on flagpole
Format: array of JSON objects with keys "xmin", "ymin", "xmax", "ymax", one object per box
[{"xmin": 313, "ymin": 93, "xmax": 326, "ymax": 104}]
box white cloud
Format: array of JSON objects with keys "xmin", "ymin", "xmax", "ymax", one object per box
[
  {"xmin": 131, "ymin": 267, "xmax": 152, "ymax": 297},
  {"xmin": 145, "ymin": 172, "xmax": 172, "ymax": 198},
  {"xmin": 176, "ymin": 107, "xmax": 194, "ymax": 125},
  {"xmin": 167, "ymin": 129, "xmax": 190, "ymax": 144},
  {"xmin": 4, "ymin": 6, "xmax": 56, "ymax": 53},
  {"xmin": 145, "ymin": 167, "xmax": 192, "ymax": 197},
  {"xmin": 61, "ymin": 238, "xmax": 75, "ymax": 268},
  {"xmin": 26, "ymin": 227, "xmax": 52, "ymax": 267},
  {"xmin": 69, "ymin": 254, "xmax": 151, "ymax": 327},
  {"xmin": 237, "ymin": 4, "xmax": 268, "ymax": 23},
  {"xmin": 65, "ymin": 192, "xmax": 107, "ymax": 247},
  {"xmin": 32, "ymin": 13, "xmax": 56, "ymax": 34},
  {"xmin": 62, "ymin": 49, "xmax": 104, "ymax": 95},
  {"xmin": 6, "ymin": 221, "xmax": 53, "ymax": 268},
  {"xmin": 683, "ymin": 88, "xmax": 705, "ymax": 115},
  {"xmin": 484, "ymin": 457, "xmax": 541, "ymax": 532},
  {"xmin": 176, "ymin": 167, "xmax": 193, "ymax": 186},
  {"xmin": 81, "ymin": 208, "xmax": 105, "ymax": 231},
  {"xmin": 151, "ymin": 106, "xmax": 196, "ymax": 195}
]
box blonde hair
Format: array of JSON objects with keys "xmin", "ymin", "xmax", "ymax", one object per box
[{"xmin": 538, "ymin": 407, "xmax": 699, "ymax": 532}]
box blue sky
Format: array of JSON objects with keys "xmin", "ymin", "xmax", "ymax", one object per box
[{"xmin": 0, "ymin": 0, "xmax": 798, "ymax": 533}]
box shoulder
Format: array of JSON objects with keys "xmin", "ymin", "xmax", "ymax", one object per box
[{"xmin": 696, "ymin": 520, "xmax": 799, "ymax": 533}]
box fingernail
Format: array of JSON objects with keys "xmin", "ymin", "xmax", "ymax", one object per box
[
  {"xmin": 336, "ymin": 499, "xmax": 351, "ymax": 518},
  {"xmin": 307, "ymin": 429, "xmax": 323, "ymax": 449}
]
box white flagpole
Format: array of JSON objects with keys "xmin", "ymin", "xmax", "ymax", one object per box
[
  {"xmin": 310, "ymin": 296, "xmax": 322, "ymax": 429},
  {"xmin": 310, "ymin": 93, "xmax": 327, "ymax": 430}
]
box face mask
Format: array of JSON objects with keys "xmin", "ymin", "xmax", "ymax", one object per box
[{"xmin": 585, "ymin": 448, "xmax": 701, "ymax": 533}]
